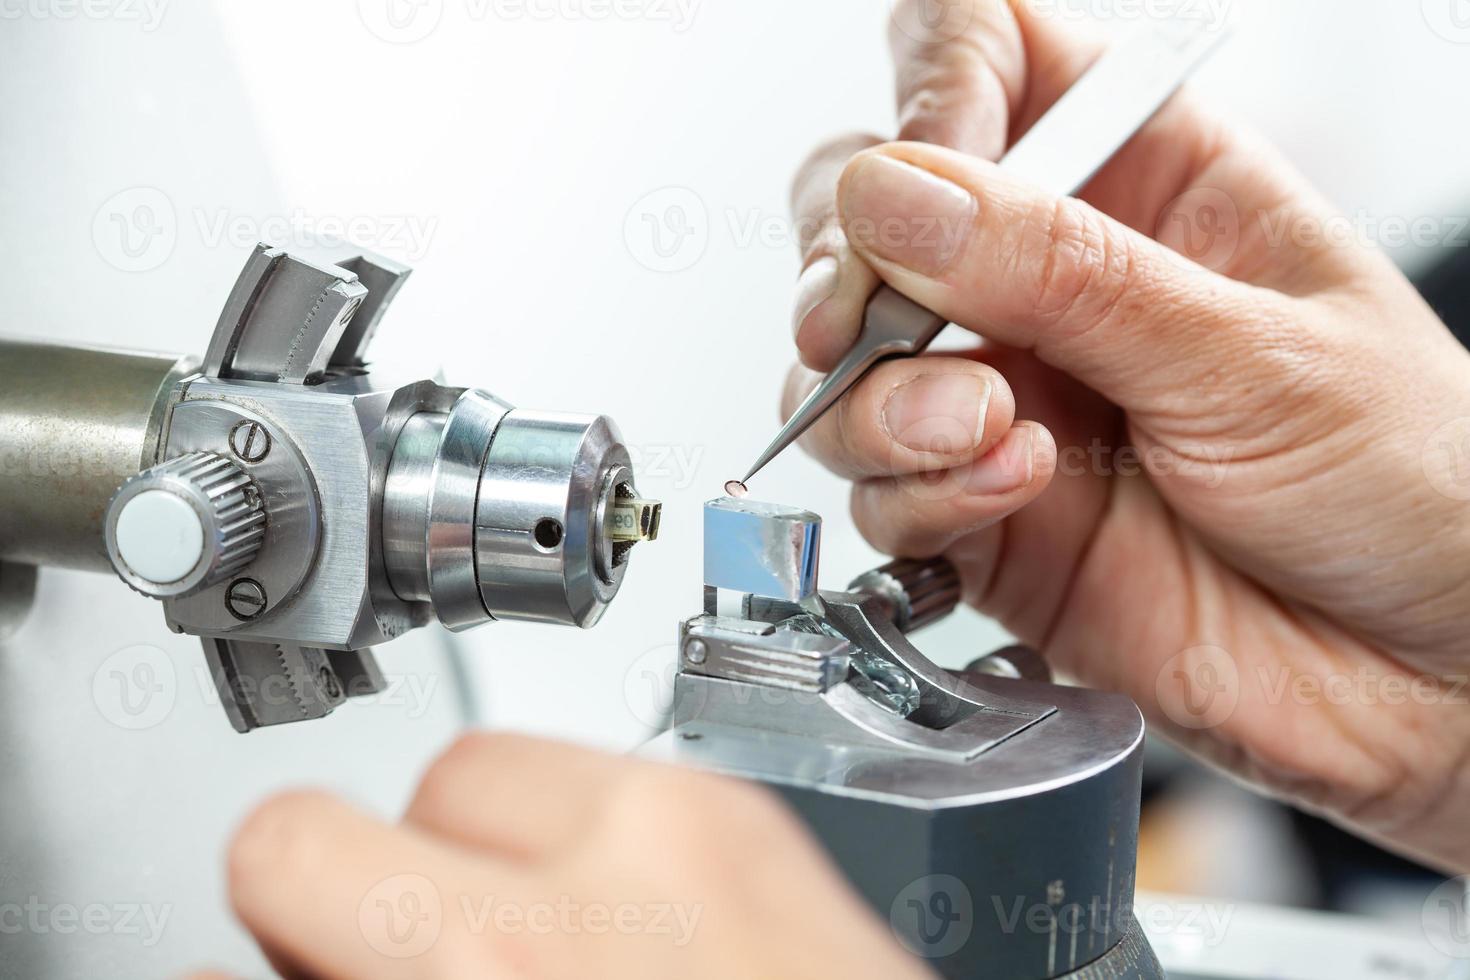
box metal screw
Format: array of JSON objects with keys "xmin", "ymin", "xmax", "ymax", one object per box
[
  {"xmin": 685, "ymin": 639, "xmax": 708, "ymax": 665},
  {"xmin": 224, "ymin": 578, "xmax": 268, "ymax": 621},
  {"xmin": 318, "ymin": 665, "xmax": 342, "ymax": 701},
  {"xmin": 229, "ymin": 420, "xmax": 272, "ymax": 464}
]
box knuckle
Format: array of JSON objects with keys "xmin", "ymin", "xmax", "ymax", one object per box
[
  {"xmin": 228, "ymin": 790, "xmax": 336, "ymax": 895},
  {"xmin": 1029, "ymin": 198, "xmax": 1136, "ymax": 335},
  {"xmin": 412, "ymin": 733, "xmax": 496, "ymax": 814}
]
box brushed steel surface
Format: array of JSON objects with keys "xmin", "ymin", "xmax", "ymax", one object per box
[{"xmin": 0, "ymin": 339, "xmax": 196, "ymax": 571}]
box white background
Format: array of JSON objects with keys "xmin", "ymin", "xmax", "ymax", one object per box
[{"xmin": 2, "ymin": 0, "xmax": 1469, "ymax": 975}]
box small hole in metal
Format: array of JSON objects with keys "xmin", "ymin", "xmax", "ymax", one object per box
[{"xmin": 534, "ymin": 519, "xmax": 564, "ymax": 551}]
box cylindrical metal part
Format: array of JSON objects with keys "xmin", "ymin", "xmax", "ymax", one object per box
[
  {"xmin": 381, "ymin": 396, "xmax": 646, "ymax": 631},
  {"xmin": 0, "ymin": 340, "xmax": 197, "ymax": 571},
  {"xmin": 848, "ymin": 556, "xmax": 961, "ymax": 633},
  {"xmin": 381, "ymin": 411, "xmax": 447, "ymax": 604},
  {"xmin": 475, "ymin": 411, "xmax": 632, "ymax": 628}
]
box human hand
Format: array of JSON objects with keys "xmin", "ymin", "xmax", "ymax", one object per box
[
  {"xmin": 191, "ymin": 734, "xmax": 934, "ymax": 979},
  {"xmin": 785, "ymin": 0, "xmax": 1470, "ymax": 872}
]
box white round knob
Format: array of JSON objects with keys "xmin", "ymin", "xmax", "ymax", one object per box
[
  {"xmin": 114, "ymin": 490, "xmax": 206, "ymax": 584},
  {"xmin": 104, "ymin": 453, "xmax": 266, "ymax": 599}
]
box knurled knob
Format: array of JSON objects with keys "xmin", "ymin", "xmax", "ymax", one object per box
[
  {"xmin": 104, "ymin": 453, "xmax": 266, "ymax": 599},
  {"xmin": 848, "ymin": 557, "xmax": 961, "ymax": 634}
]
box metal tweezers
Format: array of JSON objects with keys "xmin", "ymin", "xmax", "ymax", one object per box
[{"xmin": 742, "ymin": 15, "xmax": 1230, "ymax": 485}]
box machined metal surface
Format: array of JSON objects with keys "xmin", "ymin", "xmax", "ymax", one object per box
[
  {"xmin": 647, "ymin": 497, "xmax": 1155, "ymax": 978},
  {"xmin": 203, "ymin": 244, "xmax": 402, "ymax": 384},
  {"xmin": 475, "ymin": 411, "xmax": 635, "ymax": 629},
  {"xmin": 3, "ymin": 241, "xmax": 657, "ymax": 731},
  {"xmin": 417, "ymin": 390, "xmax": 513, "ymax": 631},
  {"xmin": 0, "ymin": 339, "xmax": 196, "ymax": 572}
]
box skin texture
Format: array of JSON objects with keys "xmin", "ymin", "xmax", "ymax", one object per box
[
  {"xmin": 198, "ymin": 3, "xmax": 1470, "ymax": 976},
  {"xmin": 193, "ymin": 735, "xmax": 935, "ymax": 980},
  {"xmin": 785, "ymin": 0, "xmax": 1470, "ymax": 873}
]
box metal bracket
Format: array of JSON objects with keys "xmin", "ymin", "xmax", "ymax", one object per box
[
  {"xmin": 187, "ymin": 243, "xmax": 411, "ymax": 731},
  {"xmin": 203, "ymin": 242, "xmax": 411, "ymax": 384},
  {"xmin": 202, "ymin": 638, "xmax": 384, "ymax": 733}
]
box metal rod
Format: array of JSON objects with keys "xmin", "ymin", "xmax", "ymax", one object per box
[{"xmin": 0, "ymin": 339, "xmax": 196, "ymax": 571}]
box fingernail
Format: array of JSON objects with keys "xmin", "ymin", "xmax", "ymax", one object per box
[
  {"xmin": 966, "ymin": 428, "xmax": 1036, "ymax": 496},
  {"xmin": 792, "ymin": 256, "xmax": 840, "ymax": 341},
  {"xmin": 883, "ymin": 374, "xmax": 990, "ymax": 454},
  {"xmin": 841, "ymin": 155, "xmax": 976, "ymax": 277}
]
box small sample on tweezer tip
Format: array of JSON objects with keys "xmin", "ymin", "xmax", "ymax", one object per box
[{"xmin": 723, "ymin": 480, "xmax": 749, "ymax": 499}]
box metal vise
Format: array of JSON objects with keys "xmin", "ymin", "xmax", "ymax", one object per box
[{"xmin": 643, "ymin": 498, "xmax": 1159, "ymax": 979}]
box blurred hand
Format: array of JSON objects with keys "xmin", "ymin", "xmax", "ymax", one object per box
[
  {"xmin": 193, "ymin": 735, "xmax": 933, "ymax": 980},
  {"xmin": 787, "ymin": 0, "xmax": 1470, "ymax": 872}
]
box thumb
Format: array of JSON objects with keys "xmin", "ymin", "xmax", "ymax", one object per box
[{"xmin": 837, "ymin": 141, "xmax": 1282, "ymax": 407}]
